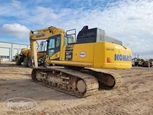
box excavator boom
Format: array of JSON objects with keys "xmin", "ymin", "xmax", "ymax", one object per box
[{"xmin": 30, "ymin": 26, "xmax": 66, "ymax": 67}]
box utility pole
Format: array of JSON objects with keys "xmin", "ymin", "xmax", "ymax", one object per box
[{"xmin": 137, "ymin": 54, "xmax": 139, "ymax": 58}]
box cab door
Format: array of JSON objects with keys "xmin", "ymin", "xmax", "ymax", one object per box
[{"xmin": 47, "ymin": 35, "xmax": 60, "ymax": 60}]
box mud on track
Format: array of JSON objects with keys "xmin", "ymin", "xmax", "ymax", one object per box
[{"xmin": 0, "ymin": 62, "xmax": 153, "ymax": 115}]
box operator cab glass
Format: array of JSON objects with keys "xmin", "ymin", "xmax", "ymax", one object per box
[
  {"xmin": 134, "ymin": 58, "xmax": 138, "ymax": 62},
  {"xmin": 39, "ymin": 41, "xmax": 47, "ymax": 52},
  {"xmin": 64, "ymin": 35, "xmax": 75, "ymax": 45},
  {"xmin": 47, "ymin": 34, "xmax": 75, "ymax": 58},
  {"xmin": 47, "ymin": 35, "xmax": 60, "ymax": 57}
]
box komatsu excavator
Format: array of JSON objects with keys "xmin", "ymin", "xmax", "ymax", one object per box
[{"xmin": 30, "ymin": 26, "xmax": 132, "ymax": 97}]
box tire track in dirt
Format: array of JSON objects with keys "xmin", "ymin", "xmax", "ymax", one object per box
[
  {"xmin": 0, "ymin": 63, "xmax": 153, "ymax": 115},
  {"xmin": 41, "ymin": 91, "xmax": 153, "ymax": 115}
]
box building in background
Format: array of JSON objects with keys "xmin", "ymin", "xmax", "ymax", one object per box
[{"xmin": 0, "ymin": 41, "xmax": 30, "ymax": 61}]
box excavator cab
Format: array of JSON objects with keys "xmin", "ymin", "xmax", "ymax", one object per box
[{"xmin": 46, "ymin": 30, "xmax": 75, "ymax": 60}]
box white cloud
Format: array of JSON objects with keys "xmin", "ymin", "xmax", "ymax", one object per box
[
  {"xmin": 0, "ymin": 23, "xmax": 30, "ymax": 39},
  {"xmin": 36, "ymin": 7, "xmax": 57, "ymax": 19},
  {"xmin": 55, "ymin": 0, "xmax": 153, "ymax": 58},
  {"xmin": 0, "ymin": 0, "xmax": 153, "ymax": 58},
  {"xmin": 11, "ymin": 0, "xmax": 21, "ymax": 9}
]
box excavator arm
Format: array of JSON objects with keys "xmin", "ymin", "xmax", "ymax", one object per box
[{"xmin": 29, "ymin": 26, "xmax": 65, "ymax": 67}]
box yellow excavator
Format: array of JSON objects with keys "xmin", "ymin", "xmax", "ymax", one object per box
[{"xmin": 30, "ymin": 26, "xmax": 132, "ymax": 97}]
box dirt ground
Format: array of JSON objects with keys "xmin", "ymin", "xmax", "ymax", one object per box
[{"xmin": 0, "ymin": 62, "xmax": 153, "ymax": 115}]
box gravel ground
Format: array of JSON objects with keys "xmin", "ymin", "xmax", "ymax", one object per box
[{"xmin": 0, "ymin": 62, "xmax": 153, "ymax": 115}]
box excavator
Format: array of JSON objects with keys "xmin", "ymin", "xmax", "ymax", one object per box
[{"xmin": 30, "ymin": 26, "xmax": 132, "ymax": 97}]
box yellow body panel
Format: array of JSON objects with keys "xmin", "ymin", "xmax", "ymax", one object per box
[
  {"xmin": 47, "ymin": 42, "xmax": 132, "ymax": 70},
  {"xmin": 50, "ymin": 60, "xmax": 92, "ymax": 67},
  {"xmin": 72, "ymin": 44, "xmax": 94, "ymax": 62},
  {"xmin": 48, "ymin": 52, "xmax": 60, "ymax": 60}
]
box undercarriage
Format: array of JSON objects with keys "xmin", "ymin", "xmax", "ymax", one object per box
[{"xmin": 31, "ymin": 67, "xmax": 121, "ymax": 97}]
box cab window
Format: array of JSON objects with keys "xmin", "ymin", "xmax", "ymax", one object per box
[{"xmin": 64, "ymin": 36, "xmax": 74, "ymax": 45}]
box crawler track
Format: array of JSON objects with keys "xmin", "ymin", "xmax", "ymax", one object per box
[
  {"xmin": 31, "ymin": 67, "xmax": 122, "ymax": 97},
  {"xmin": 85, "ymin": 68, "xmax": 122, "ymax": 88}
]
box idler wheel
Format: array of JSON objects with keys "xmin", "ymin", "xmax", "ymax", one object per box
[{"xmin": 77, "ymin": 80, "xmax": 86, "ymax": 93}]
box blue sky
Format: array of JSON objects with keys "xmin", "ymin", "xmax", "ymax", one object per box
[{"xmin": 0, "ymin": 0, "xmax": 153, "ymax": 58}]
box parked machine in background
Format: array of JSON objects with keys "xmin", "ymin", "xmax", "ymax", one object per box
[
  {"xmin": 132, "ymin": 58, "xmax": 144, "ymax": 66},
  {"xmin": 149, "ymin": 58, "xmax": 153, "ymax": 66},
  {"xmin": 132, "ymin": 58, "xmax": 152, "ymax": 67},
  {"xmin": 30, "ymin": 25, "xmax": 132, "ymax": 97},
  {"xmin": 15, "ymin": 47, "xmax": 46, "ymax": 67},
  {"xmin": 142, "ymin": 59, "xmax": 152, "ymax": 67}
]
